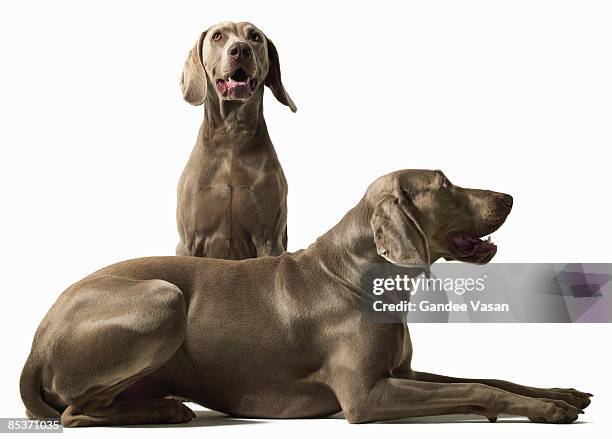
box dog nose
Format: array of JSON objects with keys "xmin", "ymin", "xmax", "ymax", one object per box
[
  {"xmin": 228, "ymin": 42, "xmax": 252, "ymax": 60},
  {"xmin": 501, "ymin": 194, "xmax": 513, "ymax": 208}
]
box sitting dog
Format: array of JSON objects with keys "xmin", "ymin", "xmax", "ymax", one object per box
[
  {"xmin": 20, "ymin": 170, "xmax": 591, "ymax": 426},
  {"xmin": 176, "ymin": 21, "xmax": 296, "ymax": 258}
]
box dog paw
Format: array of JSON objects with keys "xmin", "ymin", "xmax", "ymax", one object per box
[
  {"xmin": 529, "ymin": 398, "xmax": 581, "ymax": 424},
  {"xmin": 547, "ymin": 388, "xmax": 592, "ymax": 410},
  {"xmin": 165, "ymin": 400, "xmax": 196, "ymax": 424}
]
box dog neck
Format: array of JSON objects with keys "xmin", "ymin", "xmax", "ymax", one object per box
[
  {"xmin": 200, "ymin": 87, "xmax": 269, "ymax": 149},
  {"xmin": 307, "ymin": 201, "xmax": 384, "ymax": 292}
]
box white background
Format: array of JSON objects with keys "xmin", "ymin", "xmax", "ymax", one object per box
[{"xmin": 1, "ymin": 0, "xmax": 611, "ymax": 437}]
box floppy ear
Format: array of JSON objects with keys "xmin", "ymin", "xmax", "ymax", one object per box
[
  {"xmin": 181, "ymin": 31, "xmax": 207, "ymax": 106},
  {"xmin": 370, "ymin": 194, "xmax": 431, "ymax": 275},
  {"xmin": 265, "ymin": 39, "xmax": 297, "ymax": 112}
]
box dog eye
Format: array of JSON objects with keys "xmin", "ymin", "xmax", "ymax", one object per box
[
  {"xmin": 250, "ymin": 33, "xmax": 262, "ymax": 43},
  {"xmin": 212, "ymin": 32, "xmax": 223, "ymax": 41}
]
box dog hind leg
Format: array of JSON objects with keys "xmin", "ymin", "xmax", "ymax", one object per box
[{"xmin": 43, "ymin": 276, "xmax": 192, "ymax": 427}]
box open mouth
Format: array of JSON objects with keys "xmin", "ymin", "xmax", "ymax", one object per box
[
  {"xmin": 449, "ymin": 234, "xmax": 497, "ymax": 264},
  {"xmin": 215, "ymin": 68, "xmax": 258, "ymax": 99}
]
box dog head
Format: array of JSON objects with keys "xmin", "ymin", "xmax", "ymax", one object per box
[
  {"xmin": 181, "ymin": 21, "xmax": 296, "ymax": 112},
  {"xmin": 367, "ymin": 170, "xmax": 513, "ymax": 273}
]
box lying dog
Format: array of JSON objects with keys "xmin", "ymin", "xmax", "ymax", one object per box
[
  {"xmin": 176, "ymin": 21, "xmax": 295, "ymax": 258},
  {"xmin": 20, "ymin": 170, "xmax": 591, "ymax": 426}
]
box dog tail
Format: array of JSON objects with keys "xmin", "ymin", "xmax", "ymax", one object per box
[{"xmin": 20, "ymin": 355, "xmax": 60, "ymax": 419}]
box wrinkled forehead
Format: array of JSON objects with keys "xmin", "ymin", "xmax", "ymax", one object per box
[
  {"xmin": 365, "ymin": 169, "xmax": 444, "ymax": 202},
  {"xmin": 396, "ymin": 170, "xmax": 445, "ymax": 193},
  {"xmin": 207, "ymin": 21, "xmax": 264, "ymax": 39}
]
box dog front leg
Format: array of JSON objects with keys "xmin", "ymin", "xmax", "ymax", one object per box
[
  {"xmin": 397, "ymin": 370, "xmax": 591, "ymax": 410},
  {"xmin": 337, "ymin": 378, "xmax": 581, "ymax": 424}
]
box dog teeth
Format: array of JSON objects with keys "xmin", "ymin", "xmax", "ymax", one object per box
[{"xmin": 486, "ymin": 236, "xmax": 491, "ymax": 243}]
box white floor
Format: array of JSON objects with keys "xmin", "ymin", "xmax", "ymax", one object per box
[{"xmin": 55, "ymin": 406, "xmax": 602, "ymax": 439}]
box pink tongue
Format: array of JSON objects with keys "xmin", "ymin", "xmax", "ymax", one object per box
[
  {"xmin": 453, "ymin": 235, "xmax": 481, "ymax": 255},
  {"xmin": 227, "ymin": 81, "xmax": 249, "ymax": 98}
]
